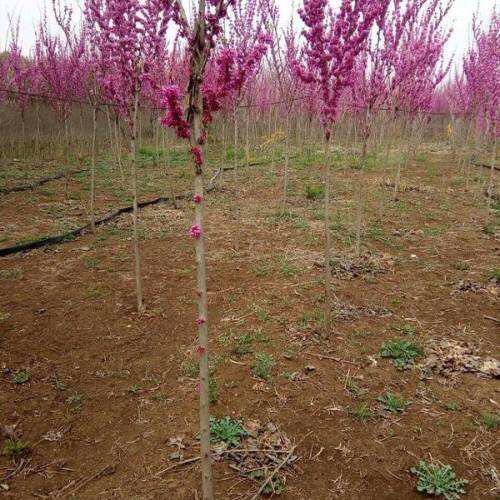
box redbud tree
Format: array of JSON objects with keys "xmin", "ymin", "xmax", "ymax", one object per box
[
  {"xmin": 293, "ymin": 0, "xmax": 389, "ymax": 334},
  {"xmin": 85, "ymin": 0, "xmax": 172, "ymax": 313},
  {"xmin": 159, "ymin": 1, "xmax": 257, "ymax": 498}
]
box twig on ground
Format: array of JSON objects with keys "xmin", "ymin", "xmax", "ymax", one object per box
[{"xmin": 250, "ymin": 445, "xmax": 297, "ymax": 500}]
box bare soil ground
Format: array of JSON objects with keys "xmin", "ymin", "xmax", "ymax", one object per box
[{"xmin": 0, "ymin": 147, "xmax": 498, "ymax": 499}]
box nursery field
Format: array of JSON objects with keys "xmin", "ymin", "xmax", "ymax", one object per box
[{"xmin": 0, "ymin": 148, "xmax": 498, "ymax": 498}]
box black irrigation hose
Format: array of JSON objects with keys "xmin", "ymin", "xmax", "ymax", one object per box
[
  {"xmin": 0, "ymin": 169, "xmax": 87, "ymax": 195},
  {"xmin": 0, "ymin": 157, "xmax": 277, "ymax": 258},
  {"xmin": 471, "ymin": 161, "xmax": 500, "ymax": 172}
]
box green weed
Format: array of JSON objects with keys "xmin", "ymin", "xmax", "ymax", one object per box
[
  {"xmin": 411, "ymin": 461, "xmax": 468, "ymax": 500},
  {"xmin": 11, "ymin": 370, "xmax": 30, "ymax": 385},
  {"xmin": 380, "ymin": 339, "xmax": 423, "ymax": 370},
  {"xmin": 210, "ymin": 417, "xmax": 248, "ymax": 447},
  {"xmin": 251, "ymin": 353, "xmax": 276, "ymax": 381},
  {"xmin": 377, "ymin": 393, "xmax": 410, "ymax": 413}
]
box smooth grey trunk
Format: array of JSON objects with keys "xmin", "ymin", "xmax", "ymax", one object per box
[
  {"xmin": 323, "ymin": 131, "xmax": 333, "ymax": 336},
  {"xmin": 245, "ymin": 102, "xmax": 250, "ymax": 168},
  {"xmin": 90, "ymin": 106, "xmax": 97, "ymax": 233},
  {"xmin": 36, "ymin": 102, "xmax": 41, "ymax": 154},
  {"xmin": 355, "ymin": 111, "xmax": 371, "ymax": 255},
  {"xmin": 131, "ymin": 89, "xmax": 144, "ymax": 313},
  {"xmin": 394, "ymin": 118, "xmax": 414, "ymax": 200},
  {"xmin": 114, "ymin": 116, "xmax": 125, "ymax": 183},
  {"xmin": 486, "ymin": 137, "xmax": 497, "ymax": 218},
  {"xmin": 281, "ymin": 110, "xmax": 291, "ymax": 213},
  {"xmin": 233, "ymin": 106, "xmax": 239, "ymax": 184},
  {"xmin": 186, "ymin": 2, "xmax": 213, "ymax": 496},
  {"xmin": 162, "ymin": 132, "xmax": 177, "ymax": 209}
]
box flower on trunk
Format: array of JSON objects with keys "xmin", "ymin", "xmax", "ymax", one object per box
[
  {"xmin": 191, "ymin": 147, "xmax": 203, "ymax": 166},
  {"xmin": 189, "ymin": 225, "xmax": 202, "ymax": 239},
  {"xmin": 196, "ymin": 317, "xmax": 206, "ymax": 326},
  {"xmin": 193, "ymin": 194, "xmax": 203, "ymax": 204}
]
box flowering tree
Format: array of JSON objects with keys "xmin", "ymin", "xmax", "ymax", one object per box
[
  {"xmin": 388, "ymin": 0, "xmax": 452, "ymax": 196},
  {"xmin": 293, "ymin": 0, "xmax": 389, "ymax": 335},
  {"xmin": 159, "ymin": 2, "xmax": 254, "ymax": 496},
  {"xmin": 35, "ymin": 6, "xmax": 86, "ymax": 171},
  {"xmin": 7, "ymin": 19, "xmax": 40, "ymax": 145},
  {"xmin": 463, "ymin": 10, "xmax": 499, "ymax": 211},
  {"xmin": 85, "ymin": 0, "xmax": 172, "ymax": 312}
]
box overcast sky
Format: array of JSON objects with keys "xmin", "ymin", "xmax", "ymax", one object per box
[{"xmin": 1, "ymin": 0, "xmax": 497, "ymax": 64}]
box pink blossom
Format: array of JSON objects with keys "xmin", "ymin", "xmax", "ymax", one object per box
[
  {"xmin": 191, "ymin": 147, "xmax": 203, "ymax": 166},
  {"xmin": 196, "ymin": 345, "xmax": 207, "ymax": 356},
  {"xmin": 193, "ymin": 194, "xmax": 203, "ymax": 204},
  {"xmin": 189, "ymin": 225, "xmax": 202, "ymax": 240},
  {"xmin": 160, "ymin": 84, "xmax": 191, "ymax": 138},
  {"xmin": 196, "ymin": 317, "xmax": 207, "ymax": 326}
]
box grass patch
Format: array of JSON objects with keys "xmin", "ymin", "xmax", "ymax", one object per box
[
  {"xmin": 377, "ymin": 393, "xmax": 410, "ymax": 413},
  {"xmin": 251, "ymin": 353, "xmax": 276, "ymax": 380}
]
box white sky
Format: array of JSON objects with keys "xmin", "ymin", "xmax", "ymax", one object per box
[{"xmin": 1, "ymin": 0, "xmax": 497, "ymax": 63}]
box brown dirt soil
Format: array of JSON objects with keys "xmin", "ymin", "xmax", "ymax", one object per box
[{"xmin": 0, "ymin": 149, "xmax": 498, "ymax": 499}]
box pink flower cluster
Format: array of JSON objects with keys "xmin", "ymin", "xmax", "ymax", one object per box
[
  {"xmin": 161, "ymin": 84, "xmax": 191, "ymax": 138},
  {"xmin": 294, "ymin": 0, "xmax": 390, "ymax": 127},
  {"xmin": 189, "ymin": 225, "xmax": 202, "ymax": 240},
  {"xmin": 191, "ymin": 147, "xmax": 203, "ymax": 166}
]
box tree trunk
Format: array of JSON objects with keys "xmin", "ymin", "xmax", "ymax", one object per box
[
  {"xmin": 64, "ymin": 117, "xmax": 70, "ymax": 199},
  {"xmin": 233, "ymin": 105, "xmax": 239, "ymax": 184},
  {"xmin": 245, "ymin": 102, "xmax": 250, "ymax": 168},
  {"xmin": 486, "ymin": 137, "xmax": 497, "ymax": 219},
  {"xmin": 114, "ymin": 115, "xmax": 125, "ymax": 184},
  {"xmin": 281, "ymin": 109, "xmax": 291, "ymax": 214},
  {"xmin": 356, "ymin": 111, "xmax": 370, "ymax": 256},
  {"xmin": 186, "ymin": 3, "xmax": 213, "ymax": 496},
  {"xmin": 131, "ymin": 89, "xmax": 144, "ymax": 313},
  {"xmin": 90, "ymin": 106, "xmax": 97, "ymax": 233},
  {"xmin": 323, "ymin": 129, "xmax": 333, "ymax": 337}
]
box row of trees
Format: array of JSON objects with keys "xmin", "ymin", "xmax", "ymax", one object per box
[{"xmin": 0, "ymin": 1, "xmax": 497, "ymax": 497}]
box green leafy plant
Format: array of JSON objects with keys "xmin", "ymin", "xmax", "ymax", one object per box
[
  {"xmin": 231, "ymin": 333, "xmax": 254, "ymax": 356},
  {"xmin": 128, "ymin": 384, "xmax": 140, "ymax": 395},
  {"xmin": 210, "ymin": 417, "xmax": 248, "ymax": 447},
  {"xmin": 209, "ymin": 377, "xmax": 219, "ymax": 405},
  {"xmin": 251, "ymin": 353, "xmax": 276, "ymax": 380},
  {"xmin": 443, "ymin": 402, "xmax": 461, "ymax": 412},
  {"xmin": 83, "ymin": 256, "xmax": 100, "ymax": 269},
  {"xmin": 488, "ymin": 268, "xmax": 500, "ymax": 283},
  {"xmin": 482, "ymin": 223, "xmax": 495, "ymax": 236},
  {"xmin": 380, "ymin": 339, "xmax": 423, "ymax": 370},
  {"xmin": 182, "ymin": 358, "xmax": 199, "ymax": 378},
  {"xmin": 11, "ymin": 369, "xmax": 30, "ymax": 385},
  {"xmin": 411, "ymin": 461, "xmax": 468, "ymax": 500},
  {"xmin": 2, "ymin": 439, "xmax": 31, "ymax": 459},
  {"xmin": 453, "ymin": 261, "xmax": 470, "ymax": 271},
  {"xmin": 66, "ymin": 394, "xmax": 83, "ymax": 412},
  {"xmin": 480, "ymin": 412, "xmax": 499, "ymax": 431},
  {"xmin": 378, "ymin": 393, "xmax": 410, "ymax": 413},
  {"xmin": 397, "ymin": 323, "xmax": 417, "ymax": 336},
  {"xmin": 304, "ymin": 183, "xmax": 324, "ymax": 200}
]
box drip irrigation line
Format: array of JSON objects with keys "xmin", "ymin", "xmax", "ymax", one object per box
[
  {"xmin": 0, "ymin": 169, "xmax": 87, "ymax": 195},
  {"xmin": 0, "ymin": 156, "xmax": 278, "ymax": 258},
  {"xmin": 471, "ymin": 161, "xmax": 499, "ymax": 172}
]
